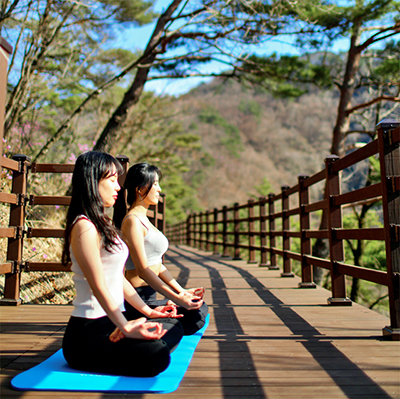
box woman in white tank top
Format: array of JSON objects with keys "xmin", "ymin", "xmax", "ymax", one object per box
[
  {"xmin": 61, "ymin": 152, "xmax": 184, "ymax": 377},
  {"xmin": 121, "ymin": 163, "xmax": 208, "ymax": 335}
]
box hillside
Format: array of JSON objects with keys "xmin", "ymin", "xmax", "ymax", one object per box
[{"xmin": 174, "ymin": 78, "xmax": 337, "ymax": 211}]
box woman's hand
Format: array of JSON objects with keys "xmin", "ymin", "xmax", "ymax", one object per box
[
  {"xmin": 149, "ymin": 305, "xmax": 183, "ymax": 319},
  {"xmin": 109, "ymin": 317, "xmax": 167, "ymax": 342},
  {"xmin": 176, "ymin": 290, "xmax": 203, "ymax": 310},
  {"xmin": 185, "ymin": 287, "xmax": 205, "ymax": 299}
]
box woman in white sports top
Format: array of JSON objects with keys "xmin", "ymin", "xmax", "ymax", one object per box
[
  {"xmin": 121, "ymin": 163, "xmax": 208, "ymax": 335},
  {"xmin": 61, "ymin": 152, "xmax": 183, "ymax": 377}
]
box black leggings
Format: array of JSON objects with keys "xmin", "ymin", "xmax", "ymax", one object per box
[
  {"xmin": 62, "ymin": 312, "xmax": 183, "ymax": 377},
  {"xmin": 132, "ymin": 285, "xmax": 209, "ymax": 336}
]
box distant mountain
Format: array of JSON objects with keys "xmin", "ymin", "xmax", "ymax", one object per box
[{"xmin": 174, "ymin": 78, "xmax": 336, "ymax": 210}]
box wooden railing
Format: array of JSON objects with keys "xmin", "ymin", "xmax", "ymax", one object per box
[
  {"xmin": 0, "ymin": 155, "xmax": 165, "ymax": 305},
  {"xmin": 166, "ymin": 119, "xmax": 400, "ymax": 340}
]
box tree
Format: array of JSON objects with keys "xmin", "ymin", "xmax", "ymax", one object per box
[
  {"xmin": 92, "ymin": 0, "xmax": 299, "ymax": 153},
  {"xmin": 1, "ymin": 0, "xmax": 156, "ymax": 159},
  {"xmin": 238, "ymin": 0, "xmax": 400, "ymax": 156}
]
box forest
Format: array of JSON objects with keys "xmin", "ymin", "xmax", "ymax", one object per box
[{"xmin": 0, "ymin": 0, "xmax": 399, "ymax": 314}]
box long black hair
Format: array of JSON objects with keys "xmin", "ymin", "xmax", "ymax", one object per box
[
  {"xmin": 124, "ymin": 163, "xmax": 162, "ymax": 207},
  {"xmin": 62, "ymin": 151, "xmax": 124, "ymax": 265}
]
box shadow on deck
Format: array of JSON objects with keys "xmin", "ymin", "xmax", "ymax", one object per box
[{"xmin": 1, "ymin": 245, "xmax": 399, "ymax": 399}]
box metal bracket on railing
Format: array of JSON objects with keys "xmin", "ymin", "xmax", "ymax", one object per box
[
  {"xmin": 386, "ymin": 177, "xmax": 399, "ymax": 193},
  {"xmin": 329, "ymin": 195, "xmax": 336, "ymax": 207},
  {"xmin": 22, "ymin": 261, "xmax": 30, "ymax": 272},
  {"xmin": 390, "ymin": 225, "xmax": 400, "ymax": 242},
  {"xmin": 11, "ymin": 260, "xmax": 22, "ymax": 273},
  {"xmin": 16, "ymin": 193, "xmax": 29, "ymax": 206},
  {"xmin": 13, "ymin": 226, "xmax": 24, "ymax": 239},
  {"xmin": 30, "ymin": 162, "xmax": 37, "ymax": 173}
]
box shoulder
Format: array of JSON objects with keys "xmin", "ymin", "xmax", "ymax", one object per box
[
  {"xmin": 122, "ymin": 213, "xmax": 146, "ymax": 230},
  {"xmin": 71, "ymin": 217, "xmax": 99, "ymax": 242}
]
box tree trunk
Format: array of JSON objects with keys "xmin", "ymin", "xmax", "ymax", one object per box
[
  {"xmin": 93, "ymin": 0, "xmax": 182, "ymax": 153},
  {"xmin": 330, "ymin": 19, "xmax": 363, "ymax": 156}
]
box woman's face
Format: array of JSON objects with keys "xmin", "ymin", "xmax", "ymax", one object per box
[
  {"xmin": 140, "ymin": 174, "xmax": 161, "ymax": 206},
  {"xmin": 98, "ymin": 165, "xmax": 120, "ymax": 208}
]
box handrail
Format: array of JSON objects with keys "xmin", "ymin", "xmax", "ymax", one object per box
[
  {"xmin": 0, "ymin": 155, "xmax": 166, "ymax": 307},
  {"xmin": 166, "ymin": 121, "xmax": 400, "ymax": 340}
]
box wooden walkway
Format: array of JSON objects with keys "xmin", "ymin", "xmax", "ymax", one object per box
[{"xmin": 1, "ymin": 245, "xmax": 399, "ymax": 399}]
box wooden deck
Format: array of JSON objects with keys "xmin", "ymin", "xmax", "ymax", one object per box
[{"xmin": 1, "ymin": 245, "xmax": 399, "ymax": 399}]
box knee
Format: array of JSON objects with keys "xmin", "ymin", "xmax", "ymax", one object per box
[{"xmin": 141, "ymin": 341, "xmax": 171, "ymax": 377}]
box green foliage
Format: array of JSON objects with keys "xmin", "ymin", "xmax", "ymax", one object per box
[
  {"xmin": 251, "ymin": 177, "xmax": 273, "ymax": 198},
  {"xmin": 343, "ymin": 209, "xmax": 386, "ymax": 271},
  {"xmin": 198, "ymin": 107, "xmax": 243, "ymax": 157},
  {"xmin": 242, "ymin": 53, "xmax": 333, "ymax": 97},
  {"xmin": 238, "ymin": 99, "xmax": 262, "ymax": 121},
  {"xmin": 162, "ymin": 174, "xmax": 201, "ymax": 223}
]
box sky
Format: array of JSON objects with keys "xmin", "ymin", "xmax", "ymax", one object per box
[
  {"xmin": 113, "ymin": 0, "xmax": 390, "ymax": 97},
  {"xmin": 114, "ymin": 0, "xmax": 313, "ymax": 96}
]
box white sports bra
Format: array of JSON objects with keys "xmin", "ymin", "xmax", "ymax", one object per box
[{"xmin": 124, "ymin": 214, "xmax": 169, "ymax": 270}]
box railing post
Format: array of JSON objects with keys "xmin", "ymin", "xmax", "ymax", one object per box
[
  {"xmin": 193, "ymin": 213, "xmax": 198, "ymax": 249},
  {"xmin": 205, "ymin": 211, "xmax": 211, "ymax": 252},
  {"xmin": 268, "ymin": 194, "xmax": 278, "ymax": 269},
  {"xmin": 158, "ymin": 193, "xmax": 165, "ymax": 233},
  {"xmin": 0, "ymin": 39, "xmax": 12, "ymax": 154},
  {"xmin": 113, "ymin": 155, "xmax": 129, "ymax": 229},
  {"xmin": 222, "ymin": 205, "xmax": 229, "ymax": 257},
  {"xmin": 233, "ymin": 202, "xmax": 242, "ymax": 260},
  {"xmin": 281, "ymin": 185, "xmax": 294, "ymax": 277},
  {"xmin": 213, "ymin": 208, "xmax": 219, "ymax": 255},
  {"xmin": 298, "ymin": 174, "xmax": 316, "ymax": 288},
  {"xmin": 201, "ymin": 211, "xmax": 206, "ymax": 251},
  {"xmin": 376, "ymin": 118, "xmax": 400, "ymax": 340},
  {"xmin": 186, "ymin": 215, "xmax": 192, "ymax": 247},
  {"xmin": 248, "ymin": 199, "xmax": 257, "ymax": 264},
  {"xmin": 198, "ymin": 212, "xmax": 204, "ymax": 251},
  {"xmin": 326, "ymin": 155, "xmax": 351, "ymax": 306},
  {"xmin": 1, "ymin": 154, "xmax": 30, "ymax": 306},
  {"xmin": 259, "ymin": 196, "xmax": 270, "ymax": 267}
]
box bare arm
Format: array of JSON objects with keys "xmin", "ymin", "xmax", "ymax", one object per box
[
  {"xmin": 70, "ymin": 219, "xmax": 166, "ymax": 340},
  {"xmin": 122, "ymin": 216, "xmax": 202, "ymax": 310}
]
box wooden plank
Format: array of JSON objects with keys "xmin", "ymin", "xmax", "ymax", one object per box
[
  {"xmin": 0, "ymin": 227, "xmax": 15, "ymax": 238},
  {"xmin": 30, "ymin": 163, "xmax": 74, "ymax": 173},
  {"xmin": 334, "ymin": 183, "xmax": 382, "ymax": 206},
  {"xmin": 27, "ymin": 228, "xmax": 65, "ymax": 238},
  {"xmin": 0, "ymin": 157, "xmax": 19, "ymax": 171},
  {"xmin": 30, "ymin": 195, "xmax": 71, "ymax": 206},
  {"xmin": 0, "ymin": 192, "xmax": 17, "ymax": 204},
  {"xmin": 332, "ymin": 140, "xmax": 379, "ymax": 173},
  {"xmin": 0, "ymin": 245, "xmax": 398, "ymax": 399},
  {"xmin": 0, "ymin": 262, "xmax": 12, "ymax": 273},
  {"xmin": 334, "ymin": 227, "xmax": 385, "ymax": 241},
  {"xmin": 26, "ymin": 262, "xmax": 71, "ymax": 272}
]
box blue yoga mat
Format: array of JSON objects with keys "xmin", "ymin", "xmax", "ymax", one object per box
[{"xmin": 11, "ymin": 314, "xmax": 209, "ymax": 393}]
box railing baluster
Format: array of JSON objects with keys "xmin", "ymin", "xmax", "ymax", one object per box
[
  {"xmin": 213, "ymin": 208, "xmax": 219, "ymax": 255},
  {"xmin": 326, "ymin": 155, "xmax": 351, "ymax": 306},
  {"xmin": 268, "ymin": 193, "xmax": 278, "ymax": 269},
  {"xmin": 248, "ymin": 199, "xmax": 257, "ymax": 264},
  {"xmin": 222, "ymin": 205, "xmax": 229, "ymax": 257},
  {"xmin": 259, "ymin": 196, "xmax": 270, "ymax": 268},
  {"xmin": 1, "ymin": 155, "xmax": 30, "ymax": 306},
  {"xmin": 298, "ymin": 174, "xmax": 316, "ymax": 288},
  {"xmin": 377, "ymin": 119, "xmax": 400, "ymax": 340},
  {"xmin": 233, "ymin": 202, "xmax": 241, "ymax": 260},
  {"xmin": 281, "ymin": 185, "xmax": 294, "ymax": 277}
]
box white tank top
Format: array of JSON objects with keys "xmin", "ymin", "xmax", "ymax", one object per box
[
  {"xmin": 124, "ymin": 214, "xmax": 169, "ymax": 270},
  {"xmin": 70, "ymin": 215, "xmax": 129, "ymax": 319}
]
